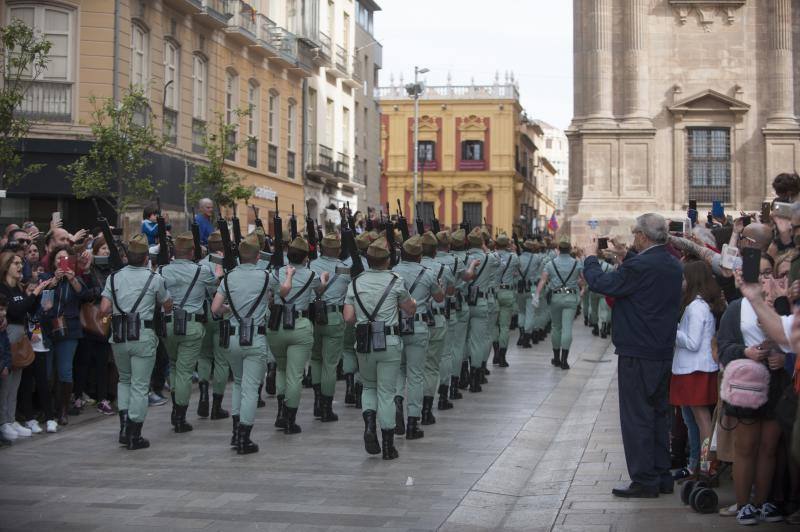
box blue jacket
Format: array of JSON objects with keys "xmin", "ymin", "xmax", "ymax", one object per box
[
  {"xmin": 195, "ymin": 214, "xmax": 214, "ymax": 246},
  {"xmin": 583, "ymin": 245, "xmax": 683, "ymax": 360}
]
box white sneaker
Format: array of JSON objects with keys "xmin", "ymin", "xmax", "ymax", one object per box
[
  {"xmin": 720, "ymin": 503, "xmax": 738, "ymax": 517},
  {"xmin": 0, "ymin": 423, "xmax": 19, "ymax": 441},
  {"xmin": 24, "ymin": 420, "xmax": 42, "ymax": 434},
  {"xmin": 11, "ymin": 421, "xmax": 32, "ymax": 437},
  {"xmin": 45, "ymin": 419, "xmax": 58, "ymax": 433}
]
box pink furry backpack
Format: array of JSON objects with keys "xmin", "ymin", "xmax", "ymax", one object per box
[{"xmin": 720, "ymin": 359, "xmax": 771, "ymax": 418}]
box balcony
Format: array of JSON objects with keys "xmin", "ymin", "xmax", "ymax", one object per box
[
  {"xmin": 306, "ymin": 143, "xmax": 339, "ymax": 181},
  {"xmin": 254, "ymin": 14, "xmax": 298, "ymax": 69},
  {"xmin": 15, "ymin": 81, "xmax": 72, "ymax": 122},
  {"xmin": 336, "ymin": 152, "xmax": 351, "ymax": 180},
  {"xmin": 194, "ymin": 0, "xmax": 230, "ymax": 29},
  {"xmin": 332, "ymin": 44, "xmax": 348, "ymax": 77},
  {"xmin": 163, "ymin": 0, "xmax": 204, "ymax": 15},
  {"xmin": 223, "ymin": 0, "xmax": 257, "ymax": 45},
  {"xmin": 163, "ymin": 108, "xmax": 178, "ymax": 145},
  {"xmin": 315, "ymin": 32, "xmax": 332, "ymax": 66},
  {"xmin": 343, "ymin": 54, "xmax": 362, "ymax": 89}
]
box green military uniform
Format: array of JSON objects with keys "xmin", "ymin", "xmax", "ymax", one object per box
[
  {"xmin": 392, "ymin": 235, "xmax": 443, "ymax": 440},
  {"xmin": 268, "ymin": 237, "xmax": 321, "ymax": 434},
  {"xmin": 345, "ymin": 236, "xmax": 411, "ymax": 460},
  {"xmin": 485, "ymin": 243, "xmax": 500, "ymax": 365},
  {"xmin": 433, "ymin": 230, "xmax": 465, "ymax": 403},
  {"xmin": 102, "ymin": 234, "xmax": 171, "ymax": 450},
  {"xmin": 449, "ymin": 230, "xmax": 471, "ymax": 391},
  {"xmin": 160, "ymin": 234, "xmax": 218, "ymax": 432},
  {"xmin": 197, "ymin": 232, "xmax": 231, "ymax": 414},
  {"xmin": 530, "ymin": 246, "xmax": 551, "ymax": 341},
  {"xmin": 465, "ymin": 228, "xmax": 497, "ymax": 391},
  {"xmin": 540, "ymin": 243, "xmax": 582, "ymax": 369},
  {"xmin": 517, "ymin": 241, "xmax": 539, "ymax": 346},
  {"xmin": 309, "ymin": 233, "xmax": 351, "ymax": 421},
  {"xmin": 493, "ymin": 235, "xmax": 520, "ymax": 366}
]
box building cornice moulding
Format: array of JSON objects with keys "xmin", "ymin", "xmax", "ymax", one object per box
[{"xmin": 668, "ymin": 0, "xmax": 746, "ymax": 30}]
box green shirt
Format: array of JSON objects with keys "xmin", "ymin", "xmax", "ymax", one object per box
[
  {"xmin": 518, "ymin": 252, "xmax": 538, "ymax": 283},
  {"xmin": 309, "ymin": 255, "xmax": 351, "ymax": 306},
  {"xmin": 216, "ymin": 263, "xmax": 270, "ymax": 327},
  {"xmin": 159, "ymin": 259, "xmax": 217, "ymax": 315},
  {"xmin": 422, "ymin": 255, "xmax": 452, "ymax": 311},
  {"xmin": 543, "ymin": 254, "xmax": 582, "ymax": 291},
  {"xmin": 102, "ymin": 265, "xmax": 171, "ymax": 319},
  {"xmin": 268, "ymin": 263, "xmax": 320, "ymax": 311},
  {"xmin": 495, "ymin": 249, "xmax": 520, "ymax": 285},
  {"xmin": 392, "ymin": 260, "xmax": 442, "ymax": 314},
  {"xmin": 198, "ymin": 254, "xmax": 223, "ymax": 300},
  {"xmin": 451, "ymin": 249, "xmax": 469, "ymax": 295},
  {"xmin": 345, "ymin": 269, "xmax": 411, "ymax": 326},
  {"xmin": 466, "ymin": 248, "xmax": 495, "ymax": 292}
]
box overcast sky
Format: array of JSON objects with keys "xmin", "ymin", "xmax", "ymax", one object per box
[{"xmin": 376, "ymin": 0, "xmax": 573, "ymax": 130}]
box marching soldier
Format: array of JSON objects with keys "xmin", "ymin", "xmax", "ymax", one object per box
[
  {"xmin": 268, "ymin": 237, "xmax": 329, "ymax": 435},
  {"xmin": 433, "ymin": 230, "xmax": 466, "ymax": 403},
  {"xmin": 343, "ymin": 236, "xmax": 415, "ymax": 460},
  {"xmin": 342, "ymin": 230, "xmax": 374, "ymax": 407},
  {"xmin": 492, "ymin": 234, "xmax": 519, "ymax": 367},
  {"xmin": 309, "ymin": 232, "xmax": 351, "ymax": 422},
  {"xmin": 197, "ymin": 231, "xmax": 232, "ymax": 417},
  {"xmin": 100, "ymin": 234, "xmax": 172, "ymax": 450},
  {"xmin": 161, "ymin": 232, "xmax": 217, "ymax": 433},
  {"xmin": 392, "ymin": 235, "xmax": 444, "ymax": 440},
  {"xmin": 516, "ymin": 239, "xmax": 537, "ymax": 348},
  {"xmin": 534, "ymin": 237, "xmax": 582, "ymax": 370},
  {"xmin": 210, "ymin": 233, "xmax": 270, "ymax": 454},
  {"xmin": 449, "ymin": 229, "xmax": 471, "ymax": 390},
  {"xmin": 530, "ymin": 241, "xmax": 551, "ymax": 344},
  {"xmin": 465, "ymin": 227, "xmax": 495, "ymax": 392},
  {"xmin": 481, "ymin": 230, "xmax": 500, "ymax": 382}
]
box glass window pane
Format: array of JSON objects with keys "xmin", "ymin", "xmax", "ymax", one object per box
[
  {"xmin": 45, "ymin": 56, "xmax": 67, "ymax": 79},
  {"xmin": 44, "ymin": 8, "xmax": 69, "ymax": 32},
  {"xmin": 10, "ymin": 7, "xmax": 35, "ymax": 27}
]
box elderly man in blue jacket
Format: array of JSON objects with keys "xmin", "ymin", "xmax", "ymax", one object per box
[{"xmin": 583, "ymin": 213, "xmax": 683, "ymax": 498}]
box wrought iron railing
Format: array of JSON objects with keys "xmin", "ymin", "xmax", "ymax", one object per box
[
  {"xmin": 14, "ymin": 80, "xmax": 72, "ymax": 122},
  {"xmin": 319, "ymin": 32, "xmax": 332, "ymax": 58},
  {"xmin": 351, "ymin": 55, "xmax": 362, "ymax": 82},
  {"xmin": 318, "ymin": 144, "xmax": 334, "ymax": 173},
  {"xmin": 376, "ymin": 83, "xmax": 519, "ymax": 101},
  {"xmin": 335, "ymin": 45, "xmax": 348, "ymax": 74},
  {"xmin": 268, "ymin": 143, "xmax": 278, "ymax": 173}
]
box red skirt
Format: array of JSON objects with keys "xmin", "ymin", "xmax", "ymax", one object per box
[{"xmin": 669, "ymin": 371, "xmax": 718, "ymax": 406}]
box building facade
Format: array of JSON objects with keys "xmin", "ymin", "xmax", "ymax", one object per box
[
  {"xmin": 567, "ymin": 0, "xmax": 800, "ymax": 245},
  {"xmin": 534, "ymin": 119, "xmax": 568, "ymax": 211},
  {"xmin": 378, "ymin": 79, "xmax": 557, "ymax": 236}
]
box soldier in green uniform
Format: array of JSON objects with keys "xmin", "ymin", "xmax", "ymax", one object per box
[
  {"xmin": 432, "ymin": 230, "xmax": 465, "ymax": 403},
  {"xmin": 465, "ymin": 227, "xmax": 495, "ymax": 392},
  {"xmin": 343, "ymin": 236, "xmax": 415, "ymax": 460},
  {"xmin": 268, "ymin": 237, "xmax": 329, "ymax": 435},
  {"xmin": 483, "ymin": 231, "xmax": 500, "ymax": 378},
  {"xmin": 530, "ymin": 241, "xmax": 550, "ymax": 344},
  {"xmin": 392, "ymin": 235, "xmax": 444, "ymax": 439},
  {"xmin": 161, "ymin": 232, "xmax": 217, "ymax": 433},
  {"xmin": 448, "ymin": 229, "xmax": 471, "ymax": 391},
  {"xmin": 492, "ymin": 233, "xmax": 520, "ymax": 367},
  {"xmin": 309, "ymin": 232, "xmax": 350, "ymax": 422},
  {"xmin": 534, "ymin": 237, "xmax": 582, "ymax": 370},
  {"xmin": 196, "ymin": 231, "xmax": 231, "ymax": 417},
  {"xmin": 342, "ymin": 230, "xmax": 374, "ymax": 407},
  {"xmin": 209, "ymin": 233, "xmax": 270, "ymax": 454},
  {"xmin": 100, "ymin": 234, "xmax": 172, "ymax": 450},
  {"xmin": 516, "ymin": 239, "xmax": 537, "ymax": 348}
]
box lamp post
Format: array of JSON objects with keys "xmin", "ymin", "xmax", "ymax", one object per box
[{"xmin": 406, "ymin": 66, "xmax": 428, "ymax": 222}]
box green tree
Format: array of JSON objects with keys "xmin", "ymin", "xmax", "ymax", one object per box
[
  {"xmin": 188, "ymin": 110, "xmax": 252, "ymax": 209},
  {"xmin": 61, "ymin": 88, "xmax": 165, "ymax": 217},
  {"xmin": 0, "ymin": 18, "xmax": 52, "ymax": 187}
]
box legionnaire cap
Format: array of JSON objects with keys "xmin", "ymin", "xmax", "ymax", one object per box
[
  {"xmin": 321, "ymin": 232, "xmax": 341, "ymax": 249},
  {"xmin": 174, "ymin": 231, "xmax": 195, "ymax": 252},
  {"xmin": 451, "ymin": 229, "xmax": 466, "ymax": 245},
  {"xmin": 239, "ymin": 232, "xmax": 260, "ymax": 254},
  {"xmin": 128, "ymin": 234, "xmax": 149, "ymax": 254},
  {"xmin": 208, "ymin": 231, "xmax": 222, "ymax": 244},
  {"xmin": 523, "ymin": 239, "xmax": 537, "ymax": 251},
  {"xmin": 289, "ymin": 236, "xmax": 309, "ymax": 252},
  {"xmin": 402, "ymin": 234, "xmax": 423, "ymax": 256},
  {"xmin": 436, "ymin": 231, "xmax": 450, "ymax": 245},
  {"xmin": 468, "ymin": 227, "xmax": 484, "ymax": 247},
  {"xmin": 355, "ymin": 231, "xmax": 375, "ymax": 250},
  {"xmin": 367, "ymin": 236, "xmax": 390, "ymax": 259},
  {"xmin": 496, "ymin": 233, "xmax": 510, "ymax": 246},
  {"xmin": 558, "ymin": 236, "xmax": 571, "ymax": 251},
  {"xmin": 421, "ymin": 231, "xmax": 438, "ymax": 247}
]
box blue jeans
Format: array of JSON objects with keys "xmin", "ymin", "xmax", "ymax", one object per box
[
  {"xmin": 53, "ymin": 339, "xmax": 79, "ymax": 383},
  {"xmin": 681, "ymin": 406, "xmax": 700, "ymax": 471}
]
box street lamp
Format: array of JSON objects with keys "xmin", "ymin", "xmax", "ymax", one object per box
[{"xmin": 406, "ymin": 66, "xmax": 429, "ymax": 222}]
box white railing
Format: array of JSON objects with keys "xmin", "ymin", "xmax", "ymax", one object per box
[
  {"xmin": 375, "ymin": 83, "xmax": 519, "ymax": 101},
  {"xmin": 15, "ymin": 80, "xmax": 72, "ymax": 122}
]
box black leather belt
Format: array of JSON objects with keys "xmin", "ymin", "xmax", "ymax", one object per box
[
  {"xmin": 163, "ymin": 314, "xmax": 208, "ymax": 324},
  {"xmin": 228, "ymin": 325, "xmax": 268, "ymax": 335},
  {"xmin": 290, "ymin": 310, "xmax": 311, "ymax": 319},
  {"xmin": 326, "ymin": 304, "xmax": 345, "ymax": 313},
  {"xmin": 142, "ymin": 320, "xmax": 155, "ymax": 329},
  {"xmin": 499, "ymin": 284, "xmax": 513, "ymax": 289},
  {"xmin": 553, "ymin": 288, "xmax": 578, "ymax": 295}
]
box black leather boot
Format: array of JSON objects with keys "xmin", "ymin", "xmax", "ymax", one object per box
[
  {"xmin": 510, "ymin": 314, "xmax": 518, "ymax": 330},
  {"xmin": 450, "ymin": 377, "xmax": 463, "ymax": 399},
  {"xmin": 421, "ymin": 396, "xmax": 436, "ymax": 425},
  {"xmin": 532, "ymin": 330, "xmax": 541, "ymax": 344},
  {"xmin": 312, "ymin": 384, "xmax": 322, "ymax": 418},
  {"xmin": 362, "ymin": 410, "xmax": 381, "ymax": 455},
  {"xmin": 560, "ymin": 349, "xmax": 570, "ymax": 370},
  {"xmin": 344, "ymin": 373, "xmax": 355, "ymax": 405},
  {"xmin": 210, "ymin": 394, "xmax": 229, "ymax": 420},
  {"xmin": 320, "ymin": 395, "xmax": 339, "ymax": 422},
  {"xmin": 170, "ymin": 391, "xmax": 177, "ymax": 427},
  {"xmin": 284, "ymin": 406, "xmax": 301, "ymax": 434},
  {"xmin": 236, "ymin": 423, "xmax": 259, "ymax": 455},
  {"xmin": 583, "ymin": 315, "xmax": 588, "ymax": 326},
  {"xmin": 336, "ymin": 359, "xmax": 344, "ymax": 380},
  {"xmin": 601, "ymin": 324, "xmax": 608, "ymax": 339},
  {"xmin": 469, "ymin": 367, "xmax": 482, "ymax": 393},
  {"xmin": 265, "ymin": 362, "xmax": 277, "ymax": 395},
  {"xmin": 519, "ymin": 333, "xmax": 531, "ymax": 348},
  {"xmin": 499, "ymin": 348, "xmax": 509, "ymax": 368},
  {"xmin": 491, "ymin": 342, "xmax": 500, "ymax": 365},
  {"xmin": 480, "ymin": 362, "xmax": 489, "ymax": 383},
  {"xmin": 381, "ymin": 429, "xmax": 399, "ymax": 460},
  {"xmin": 230, "ymin": 415, "xmax": 239, "ymax": 447},
  {"xmin": 459, "ymin": 361, "xmax": 470, "ymax": 389},
  {"xmin": 516, "ymin": 331, "xmax": 525, "ymax": 346},
  {"xmin": 174, "ymin": 405, "xmax": 193, "ymax": 433},
  {"xmin": 257, "ymin": 384, "xmax": 266, "ymax": 408},
  {"xmin": 126, "ymin": 421, "xmax": 149, "ymax": 450},
  {"xmin": 438, "ymin": 385, "xmax": 453, "ymax": 410},
  {"xmin": 393, "ymin": 396, "xmax": 405, "ymax": 435},
  {"xmin": 197, "ymin": 381, "xmax": 210, "ymax": 418},
  {"xmin": 551, "ymin": 349, "xmax": 561, "ymax": 367},
  {"xmin": 118, "ymin": 410, "xmax": 128, "ymax": 445},
  {"xmin": 302, "ymin": 367, "xmax": 313, "ymax": 388},
  {"xmin": 354, "ymin": 382, "xmax": 363, "ymax": 408},
  {"xmin": 274, "ymin": 395, "xmax": 287, "ymax": 429},
  {"xmin": 592, "ymin": 324, "xmax": 599, "ymax": 336},
  {"xmin": 405, "ymin": 416, "xmax": 424, "ymax": 440}
]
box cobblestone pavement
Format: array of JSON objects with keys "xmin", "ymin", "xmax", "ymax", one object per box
[{"xmin": 0, "ymin": 320, "xmax": 785, "ymax": 531}]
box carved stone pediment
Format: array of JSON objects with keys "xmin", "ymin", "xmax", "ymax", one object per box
[
  {"xmin": 410, "ymin": 115, "xmax": 439, "ymax": 132},
  {"xmin": 669, "ymin": 0, "xmax": 746, "ymax": 31},
  {"xmin": 454, "ymin": 181, "xmax": 490, "ymax": 194},
  {"xmin": 459, "ymin": 115, "xmax": 487, "ymax": 132},
  {"xmin": 668, "ymin": 88, "xmax": 750, "ymax": 117}
]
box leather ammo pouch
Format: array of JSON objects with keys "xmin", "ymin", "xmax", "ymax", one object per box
[
  {"xmin": 109, "ymin": 271, "xmax": 156, "ymax": 343},
  {"xmin": 112, "ymin": 314, "xmax": 127, "ymax": 343},
  {"xmin": 218, "ymin": 320, "xmax": 231, "ymax": 348},
  {"xmin": 223, "ymin": 272, "xmax": 268, "ymax": 346},
  {"xmin": 352, "ymin": 276, "xmax": 397, "ymax": 353},
  {"xmin": 238, "ymin": 317, "xmax": 254, "ymax": 347},
  {"xmin": 517, "ymin": 280, "xmax": 526, "ymax": 293},
  {"xmin": 312, "ymin": 272, "xmax": 336, "ymax": 326},
  {"xmin": 278, "ymin": 272, "xmax": 315, "ymax": 331},
  {"xmin": 399, "ymin": 268, "xmax": 426, "ymax": 334},
  {"xmin": 466, "ymin": 256, "xmax": 488, "ymax": 306},
  {"xmin": 370, "ymin": 321, "xmax": 387, "ymax": 351},
  {"xmin": 173, "ymin": 265, "xmax": 201, "ymax": 336},
  {"xmin": 267, "ymin": 304, "xmax": 283, "ymax": 331},
  {"xmin": 518, "ymin": 258, "xmax": 533, "ymax": 293},
  {"xmin": 126, "ymin": 312, "xmax": 141, "ymax": 341},
  {"xmin": 355, "ymin": 322, "xmax": 371, "ymax": 353}
]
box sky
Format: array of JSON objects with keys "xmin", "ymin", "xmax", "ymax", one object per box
[{"xmin": 376, "ymin": 0, "xmax": 573, "ymax": 130}]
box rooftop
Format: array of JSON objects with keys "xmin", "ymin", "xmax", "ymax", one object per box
[{"xmin": 376, "ymin": 73, "xmax": 520, "ymax": 101}]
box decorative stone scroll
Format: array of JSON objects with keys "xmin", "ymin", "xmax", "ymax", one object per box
[{"xmin": 669, "ymin": 0, "xmax": 746, "ymax": 31}]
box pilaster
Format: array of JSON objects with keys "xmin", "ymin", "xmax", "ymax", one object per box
[
  {"xmin": 622, "ymin": 0, "xmax": 651, "ymax": 127},
  {"xmin": 584, "ymin": 0, "xmax": 615, "ymax": 127}
]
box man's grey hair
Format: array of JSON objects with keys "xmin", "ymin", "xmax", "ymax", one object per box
[
  {"xmin": 198, "ymin": 198, "xmax": 213, "ymax": 207},
  {"xmin": 634, "ymin": 213, "xmax": 668, "ymax": 244}
]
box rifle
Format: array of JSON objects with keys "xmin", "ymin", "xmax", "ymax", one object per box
[
  {"xmin": 305, "ymin": 201, "xmax": 318, "ymax": 260},
  {"xmin": 384, "ymin": 215, "xmax": 398, "ymax": 266},
  {"xmin": 270, "ymin": 197, "xmax": 284, "ymax": 270},
  {"xmin": 231, "ymin": 204, "xmax": 242, "ymax": 259},
  {"xmin": 213, "ymin": 206, "xmax": 237, "ymax": 271},
  {"xmin": 415, "ymin": 202, "xmax": 425, "ymax": 236},
  {"xmin": 91, "ymin": 198, "xmax": 124, "ymax": 271},
  {"xmin": 432, "ymin": 210, "xmax": 441, "ymax": 234},
  {"xmin": 155, "ymin": 198, "xmax": 170, "ymax": 266},
  {"xmin": 395, "ymin": 199, "xmax": 410, "ymax": 241},
  {"xmin": 190, "ymin": 207, "xmax": 202, "ymax": 261},
  {"xmin": 460, "ymin": 218, "xmax": 470, "ymax": 233},
  {"xmin": 290, "ymin": 204, "xmax": 298, "ymax": 240},
  {"xmin": 340, "ymin": 214, "xmax": 364, "ymax": 277},
  {"xmin": 365, "ymin": 207, "xmax": 374, "ymax": 231},
  {"xmin": 512, "ymin": 232, "xmax": 522, "ymax": 256}
]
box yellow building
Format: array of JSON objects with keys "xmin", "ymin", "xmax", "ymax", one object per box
[{"xmin": 377, "ymin": 79, "xmax": 556, "ymax": 236}]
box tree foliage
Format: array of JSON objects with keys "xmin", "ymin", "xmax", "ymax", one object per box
[{"xmin": 0, "ymin": 18, "xmax": 52, "ymax": 187}]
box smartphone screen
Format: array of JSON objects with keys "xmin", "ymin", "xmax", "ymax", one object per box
[
  {"xmin": 761, "ymin": 202, "xmax": 771, "ymax": 223},
  {"xmin": 40, "ymin": 289, "xmax": 54, "ymax": 308},
  {"xmin": 51, "ymin": 212, "xmax": 61, "ymax": 225},
  {"xmin": 712, "ymin": 201, "xmax": 724, "ymax": 219},
  {"xmin": 597, "ymin": 237, "xmax": 608, "ymax": 250},
  {"xmin": 668, "ymin": 221, "xmax": 684, "ymax": 233},
  {"xmin": 57, "ymin": 256, "xmax": 72, "ymax": 272},
  {"xmin": 742, "ymin": 248, "xmax": 761, "ymax": 283}
]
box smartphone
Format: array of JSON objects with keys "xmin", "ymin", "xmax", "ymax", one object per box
[
  {"xmin": 721, "ymin": 243, "xmax": 741, "ymax": 270},
  {"xmin": 761, "ymin": 202, "xmax": 771, "ymax": 223},
  {"xmin": 51, "ymin": 212, "xmax": 61, "ymax": 225},
  {"xmin": 773, "ymin": 201, "xmax": 793, "ymax": 219},
  {"xmin": 57, "ymin": 255, "xmax": 72, "ymax": 272},
  {"xmin": 706, "ymin": 213, "xmax": 714, "ymax": 226},
  {"xmin": 742, "ymin": 215, "xmax": 751, "ymax": 227},
  {"xmin": 93, "ymin": 255, "xmax": 109, "ymax": 266},
  {"xmin": 712, "ymin": 201, "xmax": 724, "ymax": 219},
  {"xmin": 597, "ymin": 237, "xmax": 608, "ymax": 250},
  {"xmin": 40, "ymin": 289, "xmax": 54, "ymax": 308},
  {"xmin": 668, "ymin": 221, "xmax": 684, "ymax": 233},
  {"xmin": 742, "ymin": 247, "xmax": 761, "ymax": 283}
]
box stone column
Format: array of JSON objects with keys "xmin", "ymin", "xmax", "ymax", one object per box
[
  {"xmin": 623, "ymin": 0, "xmax": 650, "ymax": 125},
  {"xmin": 585, "ymin": 0, "xmax": 613, "ymax": 124},
  {"xmin": 768, "ymin": 0, "xmax": 797, "ymax": 126}
]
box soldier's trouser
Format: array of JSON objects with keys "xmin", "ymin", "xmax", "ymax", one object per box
[
  {"xmin": 450, "ymin": 307, "xmax": 470, "ymax": 376},
  {"xmin": 441, "ymin": 316, "xmax": 458, "ymax": 385},
  {"xmin": 581, "ymin": 290, "xmax": 590, "ymax": 319},
  {"xmin": 425, "ymin": 316, "xmax": 447, "ymax": 396},
  {"xmin": 533, "ymin": 287, "xmax": 550, "ymax": 331},
  {"xmin": 164, "ymin": 321, "xmax": 205, "ymax": 406},
  {"xmin": 496, "ymin": 288, "xmax": 516, "ymax": 348},
  {"xmin": 466, "ymin": 298, "xmax": 489, "ymax": 367},
  {"xmin": 198, "ymin": 319, "xmax": 230, "ymax": 395},
  {"xmin": 342, "ymin": 322, "xmax": 361, "ymax": 383},
  {"xmin": 396, "ymin": 325, "xmax": 429, "ymax": 418},
  {"xmin": 550, "ymin": 292, "xmax": 580, "ymax": 350},
  {"xmin": 358, "ymin": 338, "xmax": 402, "ymax": 430},
  {"xmin": 268, "ymin": 317, "xmax": 314, "ymax": 409},
  {"xmin": 113, "ymin": 330, "xmax": 158, "ymax": 423},
  {"xmin": 524, "ymin": 292, "xmax": 535, "ymax": 334},
  {"xmin": 598, "ymin": 297, "xmax": 611, "ymax": 327},
  {"xmin": 516, "ymin": 291, "xmax": 527, "ymax": 329},
  {"xmin": 589, "ymin": 292, "xmax": 603, "ymax": 326},
  {"xmin": 310, "ymin": 311, "xmax": 345, "ymax": 397},
  {"xmin": 487, "ymin": 298, "xmax": 499, "ymax": 350},
  {"xmin": 222, "ymin": 334, "xmax": 268, "ymax": 425}
]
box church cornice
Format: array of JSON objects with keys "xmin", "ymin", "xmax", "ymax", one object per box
[{"xmin": 669, "ymin": 0, "xmax": 746, "ymax": 30}]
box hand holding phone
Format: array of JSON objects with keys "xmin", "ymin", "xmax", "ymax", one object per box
[
  {"xmin": 741, "ymin": 247, "xmax": 761, "ymax": 283},
  {"xmin": 597, "ymin": 237, "xmax": 608, "ymax": 251},
  {"xmin": 57, "ymin": 255, "xmax": 71, "ymax": 272}
]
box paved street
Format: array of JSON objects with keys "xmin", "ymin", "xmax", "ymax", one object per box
[{"xmin": 0, "ymin": 320, "xmax": 783, "ymax": 532}]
